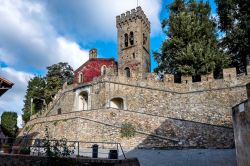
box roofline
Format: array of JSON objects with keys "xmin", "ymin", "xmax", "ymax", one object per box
[
  {"xmin": 0, "ymin": 76, "xmax": 14, "ymax": 86},
  {"xmin": 74, "ymin": 58, "xmax": 117, "ymax": 72}
]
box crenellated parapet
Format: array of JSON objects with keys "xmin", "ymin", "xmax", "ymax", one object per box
[
  {"xmin": 99, "ymin": 67, "xmax": 250, "ymax": 93},
  {"xmin": 116, "ymin": 6, "xmax": 150, "ymax": 32}
]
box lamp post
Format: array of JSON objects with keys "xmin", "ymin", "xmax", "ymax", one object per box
[{"xmin": 30, "ymin": 98, "xmax": 33, "ymax": 119}]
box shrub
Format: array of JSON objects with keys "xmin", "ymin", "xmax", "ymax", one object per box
[
  {"xmin": 1, "ymin": 112, "xmax": 18, "ymax": 137},
  {"xmin": 120, "ymin": 122, "xmax": 136, "ymax": 138},
  {"xmin": 43, "ymin": 125, "xmax": 74, "ymax": 158},
  {"xmin": 20, "ymin": 147, "xmax": 30, "ymax": 154}
]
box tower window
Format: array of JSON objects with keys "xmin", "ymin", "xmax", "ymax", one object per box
[
  {"xmin": 133, "ymin": 53, "xmax": 135, "ymax": 59},
  {"xmin": 101, "ymin": 65, "xmax": 106, "ymax": 75},
  {"xmin": 125, "ymin": 67, "xmax": 131, "ymax": 77},
  {"xmin": 129, "ymin": 31, "xmax": 134, "ymax": 45},
  {"xmin": 124, "ymin": 33, "xmax": 128, "ymax": 47}
]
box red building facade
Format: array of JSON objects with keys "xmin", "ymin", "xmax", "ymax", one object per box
[{"xmin": 73, "ymin": 58, "xmax": 116, "ymax": 84}]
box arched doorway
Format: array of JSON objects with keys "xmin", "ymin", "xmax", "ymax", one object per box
[
  {"xmin": 110, "ymin": 98, "xmax": 124, "ymax": 109},
  {"xmin": 79, "ymin": 91, "xmax": 88, "ymax": 110}
]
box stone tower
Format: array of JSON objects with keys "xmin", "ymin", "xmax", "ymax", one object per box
[{"xmin": 116, "ymin": 7, "xmax": 150, "ymax": 77}]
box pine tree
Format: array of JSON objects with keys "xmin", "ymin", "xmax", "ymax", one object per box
[
  {"xmin": 215, "ymin": 0, "xmax": 250, "ymax": 73},
  {"xmin": 154, "ymin": 0, "xmax": 230, "ymax": 77}
]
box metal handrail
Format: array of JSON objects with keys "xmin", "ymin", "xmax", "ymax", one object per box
[{"xmin": 0, "ymin": 137, "xmax": 126, "ymax": 159}]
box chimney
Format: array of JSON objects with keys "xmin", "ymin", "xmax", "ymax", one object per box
[{"xmin": 89, "ymin": 48, "xmax": 97, "ymax": 58}]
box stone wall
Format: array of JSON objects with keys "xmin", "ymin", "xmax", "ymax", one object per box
[
  {"xmin": 0, "ymin": 154, "xmax": 140, "ymax": 166},
  {"xmin": 232, "ymin": 83, "xmax": 250, "ymax": 166},
  {"xmin": 25, "ymin": 67, "xmax": 250, "ymax": 149},
  {"xmin": 25, "ymin": 108, "xmax": 233, "ymax": 149},
  {"xmin": 44, "ymin": 68, "xmax": 250, "ymax": 127}
]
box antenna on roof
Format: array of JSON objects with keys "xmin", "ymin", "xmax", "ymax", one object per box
[{"xmin": 137, "ymin": 0, "xmax": 139, "ymax": 7}]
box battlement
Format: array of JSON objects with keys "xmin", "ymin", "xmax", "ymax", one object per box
[
  {"xmin": 95, "ymin": 67, "xmax": 250, "ymax": 93},
  {"xmin": 116, "ymin": 6, "xmax": 150, "ymax": 31}
]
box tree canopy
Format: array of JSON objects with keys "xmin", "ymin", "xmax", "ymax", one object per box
[
  {"xmin": 45, "ymin": 62, "xmax": 74, "ymax": 102},
  {"xmin": 215, "ymin": 0, "xmax": 250, "ymax": 73},
  {"xmin": 154, "ymin": 0, "xmax": 230, "ymax": 77},
  {"xmin": 1, "ymin": 112, "xmax": 18, "ymax": 137},
  {"xmin": 22, "ymin": 76, "xmax": 46, "ymax": 123},
  {"xmin": 22, "ymin": 62, "xmax": 74, "ymax": 123}
]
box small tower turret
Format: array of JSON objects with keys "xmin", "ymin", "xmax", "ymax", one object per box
[{"xmin": 89, "ymin": 48, "xmax": 97, "ymax": 58}]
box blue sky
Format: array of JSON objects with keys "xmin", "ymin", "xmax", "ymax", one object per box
[{"xmin": 0, "ymin": 0, "xmax": 217, "ymax": 126}]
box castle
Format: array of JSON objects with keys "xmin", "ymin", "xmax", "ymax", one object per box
[{"xmin": 23, "ymin": 7, "xmax": 250, "ymax": 149}]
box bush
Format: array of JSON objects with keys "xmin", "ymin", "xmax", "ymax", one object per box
[
  {"xmin": 120, "ymin": 123, "xmax": 136, "ymax": 138},
  {"xmin": 19, "ymin": 147, "xmax": 30, "ymax": 154},
  {"xmin": 1, "ymin": 112, "xmax": 18, "ymax": 137},
  {"xmin": 43, "ymin": 125, "xmax": 74, "ymax": 158}
]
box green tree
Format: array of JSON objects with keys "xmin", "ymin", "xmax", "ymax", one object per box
[
  {"xmin": 1, "ymin": 112, "xmax": 18, "ymax": 137},
  {"xmin": 22, "ymin": 76, "xmax": 46, "ymax": 123},
  {"xmin": 215, "ymin": 0, "xmax": 250, "ymax": 73},
  {"xmin": 44, "ymin": 62, "xmax": 74, "ymax": 102},
  {"xmin": 154, "ymin": 0, "xmax": 230, "ymax": 77},
  {"xmin": 22, "ymin": 62, "xmax": 74, "ymax": 123}
]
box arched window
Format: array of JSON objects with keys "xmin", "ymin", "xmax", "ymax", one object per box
[
  {"xmin": 79, "ymin": 91, "xmax": 88, "ymax": 111},
  {"xmin": 78, "ymin": 72, "xmax": 83, "ymax": 83},
  {"xmin": 101, "ymin": 65, "xmax": 106, "ymax": 75},
  {"xmin": 129, "ymin": 31, "xmax": 134, "ymax": 45},
  {"xmin": 110, "ymin": 98, "xmax": 124, "ymax": 109},
  {"xmin": 125, "ymin": 67, "xmax": 131, "ymax": 77},
  {"xmin": 124, "ymin": 33, "xmax": 128, "ymax": 47}
]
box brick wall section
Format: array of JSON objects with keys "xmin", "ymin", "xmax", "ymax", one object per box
[
  {"xmin": 0, "ymin": 154, "xmax": 140, "ymax": 166},
  {"xmin": 232, "ymin": 83, "xmax": 250, "ymax": 166}
]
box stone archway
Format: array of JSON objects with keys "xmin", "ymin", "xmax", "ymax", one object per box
[
  {"xmin": 110, "ymin": 97, "xmax": 124, "ymax": 109},
  {"xmin": 79, "ymin": 91, "xmax": 88, "ymax": 110}
]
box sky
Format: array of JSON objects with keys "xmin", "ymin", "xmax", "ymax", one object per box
[{"xmin": 0, "ymin": 0, "xmax": 217, "ymax": 127}]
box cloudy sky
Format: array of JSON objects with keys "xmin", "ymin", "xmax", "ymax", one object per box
[{"xmin": 0, "ymin": 0, "xmax": 217, "ymax": 126}]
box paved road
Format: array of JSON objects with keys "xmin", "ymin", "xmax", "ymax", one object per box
[{"xmin": 122, "ymin": 149, "xmax": 236, "ymax": 166}]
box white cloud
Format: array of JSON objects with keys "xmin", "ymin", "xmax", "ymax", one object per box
[
  {"xmin": 0, "ymin": 67, "xmax": 34, "ymax": 127},
  {"xmin": 42, "ymin": 0, "xmax": 162, "ymax": 42},
  {"xmin": 0, "ymin": 0, "xmax": 89, "ymax": 70}
]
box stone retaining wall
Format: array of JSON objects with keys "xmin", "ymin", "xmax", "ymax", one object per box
[{"xmin": 25, "ymin": 108, "xmax": 234, "ymax": 149}]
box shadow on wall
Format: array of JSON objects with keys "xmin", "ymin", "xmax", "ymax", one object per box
[
  {"xmin": 135, "ymin": 118, "xmax": 234, "ymax": 149},
  {"xmin": 118, "ymin": 118, "xmax": 236, "ymax": 166}
]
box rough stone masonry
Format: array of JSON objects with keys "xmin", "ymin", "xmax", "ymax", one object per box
[{"xmin": 22, "ymin": 7, "xmax": 250, "ymax": 150}]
